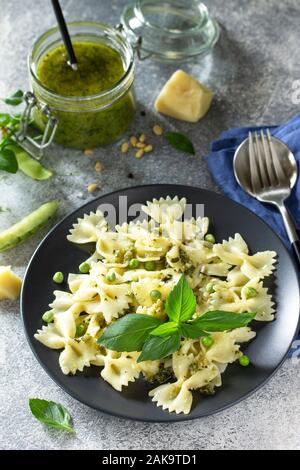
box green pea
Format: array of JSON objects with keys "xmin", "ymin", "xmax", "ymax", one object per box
[
  {"xmin": 239, "ymin": 355, "xmax": 250, "ymax": 367},
  {"xmin": 202, "ymin": 336, "xmax": 214, "ymax": 348},
  {"xmin": 150, "ymin": 290, "xmax": 162, "ymax": 301},
  {"xmin": 204, "ymin": 233, "xmax": 216, "ymax": 244},
  {"xmin": 129, "ymin": 259, "xmax": 140, "ymax": 269},
  {"xmin": 245, "ymin": 287, "xmax": 258, "ymax": 300},
  {"xmin": 42, "ymin": 310, "xmax": 54, "ymax": 323},
  {"xmin": 7, "ymin": 144, "xmax": 53, "ymax": 180},
  {"xmin": 206, "ymin": 283, "xmax": 215, "ymax": 294},
  {"xmin": 145, "ymin": 260, "xmax": 156, "ymax": 271},
  {"xmin": 53, "ymin": 271, "xmax": 64, "ymax": 284},
  {"xmin": 75, "ymin": 324, "xmax": 86, "ymax": 338},
  {"xmin": 79, "ymin": 262, "xmax": 90, "ymax": 274},
  {"xmin": 106, "ymin": 272, "xmax": 116, "ymax": 282}
]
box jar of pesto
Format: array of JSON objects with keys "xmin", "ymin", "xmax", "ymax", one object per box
[{"xmin": 28, "ymin": 22, "xmax": 135, "ymax": 149}]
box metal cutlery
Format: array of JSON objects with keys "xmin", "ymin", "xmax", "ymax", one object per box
[{"xmin": 234, "ymin": 129, "xmax": 300, "ymax": 267}]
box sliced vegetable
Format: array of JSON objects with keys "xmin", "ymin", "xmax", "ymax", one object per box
[{"xmin": 0, "ymin": 200, "xmax": 59, "ymax": 252}]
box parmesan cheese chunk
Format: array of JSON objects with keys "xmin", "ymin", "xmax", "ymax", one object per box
[
  {"xmin": 155, "ymin": 70, "xmax": 213, "ymax": 123},
  {"xmin": 0, "ymin": 266, "xmax": 22, "ymax": 300}
]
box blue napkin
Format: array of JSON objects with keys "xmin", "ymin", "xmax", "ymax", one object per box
[
  {"xmin": 207, "ymin": 114, "xmax": 300, "ymax": 352},
  {"xmin": 207, "ymin": 114, "xmax": 300, "ymax": 247}
]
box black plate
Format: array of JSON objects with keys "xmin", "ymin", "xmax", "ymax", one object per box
[{"xmin": 21, "ymin": 185, "xmax": 300, "ymax": 422}]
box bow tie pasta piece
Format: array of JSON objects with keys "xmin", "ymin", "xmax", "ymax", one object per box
[
  {"xmin": 35, "ymin": 323, "xmax": 66, "ymax": 349},
  {"xmin": 96, "ymin": 232, "xmax": 134, "ymax": 265},
  {"xmin": 241, "ymin": 280, "xmax": 275, "ymax": 321},
  {"xmin": 67, "ymin": 210, "xmax": 108, "ymax": 244},
  {"xmin": 213, "ymin": 234, "xmax": 276, "ymax": 280},
  {"xmin": 149, "ymin": 365, "xmax": 219, "ymax": 414},
  {"xmin": 142, "ymin": 196, "xmax": 186, "ymax": 224},
  {"xmin": 59, "ymin": 337, "xmax": 99, "ymax": 375},
  {"xmin": 240, "ymin": 252, "xmax": 277, "ymax": 280},
  {"xmin": 98, "ymin": 282, "xmax": 132, "ymax": 323},
  {"xmin": 99, "ymin": 351, "xmax": 140, "ymax": 391},
  {"xmin": 205, "ymin": 328, "xmax": 256, "ymax": 364}
]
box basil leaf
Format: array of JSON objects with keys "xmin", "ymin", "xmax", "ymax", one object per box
[
  {"xmin": 165, "ymin": 132, "xmax": 195, "ymax": 155},
  {"xmin": 150, "ymin": 321, "xmax": 178, "ymax": 336},
  {"xmin": 29, "ymin": 398, "xmax": 75, "ymax": 433},
  {"xmin": 137, "ymin": 332, "xmax": 180, "ymax": 363},
  {"xmin": 165, "ymin": 274, "xmax": 196, "ymax": 323},
  {"xmin": 0, "ymin": 148, "xmax": 18, "ymax": 173},
  {"xmin": 98, "ymin": 314, "xmax": 162, "ymax": 352},
  {"xmin": 0, "ymin": 113, "xmax": 11, "ymax": 126},
  {"xmin": 179, "ymin": 323, "xmax": 208, "ymax": 339},
  {"xmin": 4, "ymin": 90, "xmax": 24, "ymax": 106},
  {"xmin": 192, "ymin": 311, "xmax": 256, "ymax": 332}
]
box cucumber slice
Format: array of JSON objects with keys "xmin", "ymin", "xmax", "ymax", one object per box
[{"xmin": 0, "ymin": 200, "xmax": 59, "ymax": 252}]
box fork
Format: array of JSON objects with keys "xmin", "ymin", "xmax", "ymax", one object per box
[{"xmin": 248, "ymin": 129, "xmax": 300, "ymax": 267}]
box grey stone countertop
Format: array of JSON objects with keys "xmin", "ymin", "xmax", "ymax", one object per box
[{"xmin": 0, "ymin": 0, "xmax": 300, "ymax": 450}]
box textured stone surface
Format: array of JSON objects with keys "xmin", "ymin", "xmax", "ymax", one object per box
[{"xmin": 0, "ymin": 0, "xmax": 300, "ymax": 450}]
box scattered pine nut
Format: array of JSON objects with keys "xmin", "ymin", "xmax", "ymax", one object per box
[
  {"xmin": 153, "ymin": 124, "xmax": 163, "ymax": 136},
  {"xmin": 88, "ymin": 183, "xmax": 98, "ymax": 193},
  {"xmin": 84, "ymin": 149, "xmax": 94, "ymax": 157},
  {"xmin": 130, "ymin": 136, "xmax": 138, "ymax": 147},
  {"xmin": 121, "ymin": 142, "xmax": 129, "ymax": 154},
  {"xmin": 144, "ymin": 144, "xmax": 153, "ymax": 153},
  {"xmin": 95, "ymin": 161, "xmax": 103, "ymax": 172},
  {"xmin": 135, "ymin": 149, "xmax": 145, "ymax": 159},
  {"xmin": 139, "ymin": 133, "xmax": 146, "ymax": 143},
  {"xmin": 136, "ymin": 142, "xmax": 146, "ymax": 149}
]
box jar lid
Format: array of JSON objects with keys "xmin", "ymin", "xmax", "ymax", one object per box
[{"xmin": 120, "ymin": 0, "xmax": 220, "ymax": 61}]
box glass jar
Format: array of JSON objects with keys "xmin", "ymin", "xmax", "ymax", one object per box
[
  {"xmin": 28, "ymin": 22, "xmax": 135, "ymax": 150},
  {"xmin": 121, "ymin": 0, "xmax": 220, "ymax": 61}
]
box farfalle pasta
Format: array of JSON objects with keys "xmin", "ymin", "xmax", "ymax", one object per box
[{"xmin": 35, "ymin": 196, "xmax": 277, "ymax": 415}]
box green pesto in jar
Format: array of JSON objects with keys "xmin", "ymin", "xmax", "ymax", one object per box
[{"xmin": 34, "ymin": 42, "xmax": 135, "ymax": 149}]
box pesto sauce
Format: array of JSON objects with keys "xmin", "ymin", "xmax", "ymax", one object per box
[
  {"xmin": 34, "ymin": 42, "xmax": 135, "ymax": 149},
  {"xmin": 38, "ymin": 42, "xmax": 125, "ymax": 96}
]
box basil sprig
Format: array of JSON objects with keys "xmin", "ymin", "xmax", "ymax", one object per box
[
  {"xmin": 29, "ymin": 398, "xmax": 75, "ymax": 433},
  {"xmin": 98, "ymin": 275, "xmax": 255, "ymax": 363},
  {"xmin": 0, "ymin": 91, "xmax": 52, "ymax": 179}
]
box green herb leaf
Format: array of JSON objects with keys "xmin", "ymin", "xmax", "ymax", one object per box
[
  {"xmin": 150, "ymin": 321, "xmax": 179, "ymax": 336},
  {"xmin": 165, "ymin": 132, "xmax": 195, "ymax": 155},
  {"xmin": 165, "ymin": 274, "xmax": 196, "ymax": 323},
  {"xmin": 4, "ymin": 90, "xmax": 24, "ymax": 106},
  {"xmin": 137, "ymin": 332, "xmax": 180, "ymax": 363},
  {"xmin": 179, "ymin": 323, "xmax": 208, "ymax": 339},
  {"xmin": 29, "ymin": 398, "xmax": 75, "ymax": 433},
  {"xmin": 0, "ymin": 148, "xmax": 18, "ymax": 173},
  {"xmin": 191, "ymin": 311, "xmax": 256, "ymax": 332},
  {"xmin": 98, "ymin": 314, "xmax": 162, "ymax": 352},
  {"xmin": 0, "ymin": 113, "xmax": 11, "ymax": 126}
]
